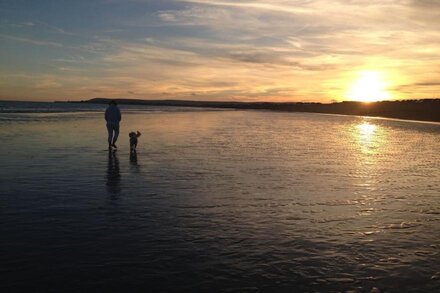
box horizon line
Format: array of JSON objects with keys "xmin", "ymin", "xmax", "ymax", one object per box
[{"xmin": 1, "ymin": 97, "xmax": 440, "ymax": 104}]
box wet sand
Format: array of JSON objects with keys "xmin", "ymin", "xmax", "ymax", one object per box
[{"xmin": 1, "ymin": 107, "xmax": 440, "ymax": 292}]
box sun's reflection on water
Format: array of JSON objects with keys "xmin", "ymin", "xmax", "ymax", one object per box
[
  {"xmin": 349, "ymin": 120, "xmax": 389, "ymax": 194},
  {"xmin": 358, "ymin": 122, "xmax": 377, "ymax": 137},
  {"xmin": 354, "ymin": 121, "xmax": 386, "ymax": 157}
]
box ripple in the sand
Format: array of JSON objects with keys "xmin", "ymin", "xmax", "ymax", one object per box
[
  {"xmin": 326, "ymin": 277, "xmax": 356, "ymax": 283},
  {"xmin": 383, "ymin": 222, "xmax": 420, "ymax": 230},
  {"xmin": 414, "ymin": 250, "xmax": 437, "ymax": 256}
]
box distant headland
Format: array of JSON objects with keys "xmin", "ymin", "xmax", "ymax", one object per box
[{"xmin": 79, "ymin": 98, "xmax": 440, "ymax": 122}]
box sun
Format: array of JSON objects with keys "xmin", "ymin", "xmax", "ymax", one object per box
[{"xmin": 346, "ymin": 71, "xmax": 391, "ymax": 102}]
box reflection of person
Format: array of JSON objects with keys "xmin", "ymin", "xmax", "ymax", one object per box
[
  {"xmin": 105, "ymin": 100, "xmax": 121, "ymax": 149},
  {"xmin": 106, "ymin": 151, "xmax": 121, "ymax": 195}
]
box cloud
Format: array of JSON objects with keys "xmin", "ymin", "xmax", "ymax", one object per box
[
  {"xmin": 0, "ymin": 33, "xmax": 63, "ymax": 47},
  {"xmin": 33, "ymin": 20, "xmax": 72, "ymax": 35},
  {"xmin": 0, "ymin": 21, "xmax": 34, "ymax": 28},
  {"xmin": 35, "ymin": 78, "xmax": 63, "ymax": 89}
]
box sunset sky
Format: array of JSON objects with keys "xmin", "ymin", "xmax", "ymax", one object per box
[{"xmin": 1, "ymin": 0, "xmax": 439, "ymax": 102}]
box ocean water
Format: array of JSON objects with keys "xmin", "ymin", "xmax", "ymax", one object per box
[{"xmin": 0, "ymin": 102, "xmax": 439, "ymax": 292}]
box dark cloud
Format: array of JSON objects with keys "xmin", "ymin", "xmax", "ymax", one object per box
[
  {"xmin": 393, "ymin": 82, "xmax": 440, "ymax": 91},
  {"xmin": 225, "ymin": 50, "xmax": 336, "ymax": 71},
  {"xmin": 410, "ymin": 0, "xmax": 440, "ymax": 9},
  {"xmin": 414, "ymin": 82, "xmax": 440, "ymax": 87},
  {"xmin": 408, "ymin": 0, "xmax": 440, "ymax": 27}
]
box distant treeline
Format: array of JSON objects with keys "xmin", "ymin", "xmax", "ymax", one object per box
[{"xmin": 83, "ymin": 98, "xmax": 440, "ymax": 122}]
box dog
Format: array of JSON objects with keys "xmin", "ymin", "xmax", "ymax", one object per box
[{"xmin": 129, "ymin": 131, "xmax": 141, "ymax": 152}]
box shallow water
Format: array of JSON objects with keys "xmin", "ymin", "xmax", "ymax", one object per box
[{"xmin": 1, "ymin": 105, "xmax": 439, "ymax": 292}]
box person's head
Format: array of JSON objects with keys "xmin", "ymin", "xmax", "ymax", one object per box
[{"xmin": 109, "ymin": 100, "xmax": 117, "ymax": 106}]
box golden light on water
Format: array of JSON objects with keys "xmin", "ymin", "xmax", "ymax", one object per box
[
  {"xmin": 356, "ymin": 122, "xmax": 380, "ymax": 152},
  {"xmin": 346, "ymin": 71, "xmax": 391, "ymax": 102},
  {"xmin": 352, "ymin": 121, "xmax": 385, "ymax": 190},
  {"xmin": 358, "ymin": 122, "xmax": 377, "ymax": 137},
  {"xmin": 353, "ymin": 121, "xmax": 388, "ymax": 163}
]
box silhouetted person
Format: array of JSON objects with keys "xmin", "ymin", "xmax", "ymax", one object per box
[
  {"xmin": 105, "ymin": 100, "xmax": 121, "ymax": 149},
  {"xmin": 106, "ymin": 151, "xmax": 121, "ymax": 195}
]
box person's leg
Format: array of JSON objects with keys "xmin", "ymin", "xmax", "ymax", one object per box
[
  {"xmin": 107, "ymin": 124, "xmax": 113, "ymax": 148},
  {"xmin": 112, "ymin": 124, "xmax": 120, "ymax": 147}
]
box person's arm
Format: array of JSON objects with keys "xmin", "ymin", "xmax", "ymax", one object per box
[
  {"xmin": 117, "ymin": 108, "xmax": 121, "ymax": 122},
  {"xmin": 105, "ymin": 108, "xmax": 108, "ymax": 122}
]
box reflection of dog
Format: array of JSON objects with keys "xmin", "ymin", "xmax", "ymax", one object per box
[
  {"xmin": 130, "ymin": 151, "xmax": 138, "ymax": 164},
  {"xmin": 129, "ymin": 131, "xmax": 141, "ymax": 152}
]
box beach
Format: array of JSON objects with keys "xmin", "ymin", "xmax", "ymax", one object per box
[{"xmin": 1, "ymin": 102, "xmax": 440, "ymax": 292}]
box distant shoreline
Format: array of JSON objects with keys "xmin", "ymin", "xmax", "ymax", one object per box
[{"xmin": 72, "ymin": 98, "xmax": 440, "ymax": 123}]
